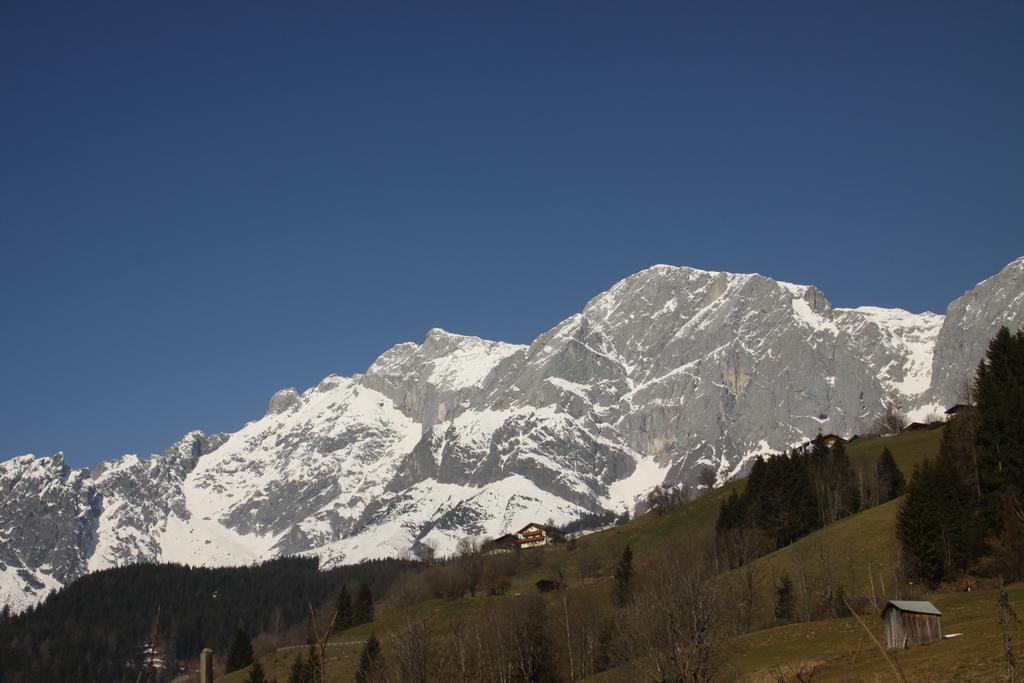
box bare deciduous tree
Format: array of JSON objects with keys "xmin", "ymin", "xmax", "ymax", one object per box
[
  {"xmin": 875, "ymin": 400, "xmax": 907, "ymax": 436},
  {"xmin": 307, "ymin": 603, "xmax": 339, "ymax": 683},
  {"xmin": 998, "ymin": 582, "xmax": 1021, "ymax": 683},
  {"xmin": 618, "ymin": 537, "xmax": 726, "ymax": 682}
]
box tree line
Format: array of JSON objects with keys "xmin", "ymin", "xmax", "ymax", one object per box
[
  {"xmin": 899, "ymin": 326, "xmax": 1024, "ymax": 587},
  {"xmin": 716, "ymin": 437, "xmax": 904, "ymax": 550},
  {"xmin": 0, "ymin": 556, "xmax": 417, "ymax": 683}
]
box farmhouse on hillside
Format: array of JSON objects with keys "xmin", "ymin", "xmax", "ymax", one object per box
[
  {"xmin": 882, "ymin": 600, "xmax": 943, "ymax": 649},
  {"xmin": 514, "ymin": 523, "xmax": 565, "ymax": 549},
  {"xmin": 483, "ymin": 523, "xmax": 566, "ymax": 553}
]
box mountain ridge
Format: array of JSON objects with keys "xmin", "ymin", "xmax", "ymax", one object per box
[{"xmin": 3, "ymin": 258, "xmax": 1023, "ymax": 613}]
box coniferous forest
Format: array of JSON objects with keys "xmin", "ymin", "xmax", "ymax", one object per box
[
  {"xmin": 0, "ymin": 557, "xmax": 418, "ymax": 683},
  {"xmin": 716, "ymin": 434, "xmax": 904, "ymax": 551},
  {"xmin": 898, "ymin": 326, "xmax": 1024, "ymax": 586}
]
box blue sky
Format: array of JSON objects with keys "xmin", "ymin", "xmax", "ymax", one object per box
[{"xmin": 2, "ymin": 2, "xmax": 1022, "ymax": 468}]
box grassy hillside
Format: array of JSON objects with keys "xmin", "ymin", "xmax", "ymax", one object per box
[
  {"xmin": 730, "ymin": 582, "xmax": 1024, "ymax": 682},
  {"xmin": 845, "ymin": 426, "xmax": 943, "ymax": 476},
  {"xmin": 219, "ymin": 428, "xmax": 992, "ymax": 683},
  {"xmin": 730, "ymin": 428, "xmax": 945, "ymax": 625}
]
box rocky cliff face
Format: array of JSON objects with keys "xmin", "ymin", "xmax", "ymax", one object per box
[
  {"xmin": 0, "ymin": 454, "xmax": 99, "ymax": 609},
  {"xmin": 2, "ymin": 259, "xmax": 1022, "ymax": 612},
  {"xmin": 926, "ymin": 257, "xmax": 1024, "ymax": 409}
]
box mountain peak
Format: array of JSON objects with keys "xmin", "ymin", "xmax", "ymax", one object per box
[
  {"xmin": 267, "ymin": 387, "xmax": 301, "ymax": 415},
  {"xmin": 4, "ymin": 258, "xmax": 1024, "ymax": 613}
]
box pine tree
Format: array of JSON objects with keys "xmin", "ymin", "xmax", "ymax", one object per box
[
  {"xmin": 612, "ymin": 545, "xmax": 633, "ymax": 606},
  {"xmin": 774, "ymin": 573, "xmax": 794, "ymax": 624},
  {"xmin": 353, "ymin": 582, "xmax": 374, "ymax": 625},
  {"xmin": 809, "ymin": 438, "xmax": 859, "ymax": 525},
  {"xmin": 898, "ymin": 451, "xmax": 983, "ymax": 585},
  {"xmin": 899, "ymin": 327, "xmax": 1024, "ymax": 586},
  {"xmin": 225, "ymin": 628, "xmax": 255, "ymax": 673},
  {"xmin": 306, "ymin": 644, "xmax": 320, "ymax": 683},
  {"xmin": 976, "ymin": 327, "xmax": 1024, "ymax": 526},
  {"xmin": 333, "ymin": 585, "xmax": 352, "ymax": 633},
  {"xmin": 245, "ymin": 660, "xmax": 269, "ymax": 683},
  {"xmin": 354, "ymin": 633, "xmax": 383, "ymax": 683},
  {"xmin": 286, "ymin": 653, "xmax": 310, "ymax": 683},
  {"xmin": 716, "ymin": 450, "xmax": 818, "ymax": 548},
  {"xmin": 716, "ymin": 488, "xmax": 745, "ymax": 533},
  {"xmin": 876, "ymin": 448, "xmax": 906, "ymax": 503}
]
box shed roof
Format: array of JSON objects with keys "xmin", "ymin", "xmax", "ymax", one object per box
[{"xmin": 884, "ymin": 600, "xmax": 942, "ymax": 616}]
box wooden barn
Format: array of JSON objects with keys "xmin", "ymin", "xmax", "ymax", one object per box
[
  {"xmin": 944, "ymin": 404, "xmax": 974, "ymax": 421},
  {"xmin": 882, "ymin": 600, "xmax": 943, "ymax": 649},
  {"xmin": 482, "ymin": 534, "xmax": 518, "ymax": 554}
]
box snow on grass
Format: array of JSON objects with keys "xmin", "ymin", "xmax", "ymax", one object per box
[{"xmin": 604, "ymin": 455, "xmax": 670, "ymax": 512}]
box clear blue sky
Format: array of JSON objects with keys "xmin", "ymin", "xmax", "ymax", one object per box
[{"xmin": 2, "ymin": 2, "xmax": 1022, "ymax": 468}]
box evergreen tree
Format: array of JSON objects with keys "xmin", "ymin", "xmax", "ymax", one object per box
[
  {"xmin": 612, "ymin": 545, "xmax": 633, "ymax": 606},
  {"xmin": 809, "ymin": 437, "xmax": 860, "ymax": 525},
  {"xmin": 354, "ymin": 633, "xmax": 383, "ymax": 683},
  {"xmin": 306, "ymin": 644, "xmax": 321, "ymax": 683},
  {"xmin": 876, "ymin": 448, "xmax": 906, "ymax": 503},
  {"xmin": 898, "ymin": 327, "xmax": 1024, "ymax": 585},
  {"xmin": 245, "ymin": 660, "xmax": 269, "ymax": 683},
  {"xmin": 333, "ymin": 585, "xmax": 353, "ymax": 632},
  {"xmin": 353, "ymin": 582, "xmax": 375, "ymax": 625},
  {"xmin": 898, "ymin": 452, "xmax": 983, "ymax": 585},
  {"xmin": 976, "ymin": 327, "xmax": 1024, "ymax": 526},
  {"xmin": 225, "ymin": 628, "xmax": 255, "ymax": 673},
  {"xmin": 286, "ymin": 652, "xmax": 312, "ymax": 683},
  {"xmin": 716, "ymin": 450, "xmax": 817, "ymax": 548},
  {"xmin": 774, "ymin": 573, "xmax": 794, "ymax": 624},
  {"xmin": 715, "ymin": 488, "xmax": 746, "ymax": 533}
]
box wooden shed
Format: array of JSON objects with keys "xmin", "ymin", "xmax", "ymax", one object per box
[
  {"xmin": 944, "ymin": 404, "xmax": 974, "ymax": 420},
  {"xmin": 535, "ymin": 579, "xmax": 564, "ymax": 593},
  {"xmin": 482, "ymin": 534, "xmax": 518, "ymax": 554},
  {"xmin": 882, "ymin": 600, "xmax": 943, "ymax": 648}
]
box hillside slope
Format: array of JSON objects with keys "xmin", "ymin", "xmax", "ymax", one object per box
[{"xmin": 220, "ymin": 429, "xmax": 969, "ymax": 683}]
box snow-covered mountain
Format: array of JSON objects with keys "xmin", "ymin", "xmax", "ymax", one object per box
[{"xmin": 3, "ymin": 258, "xmax": 1023, "ymax": 612}]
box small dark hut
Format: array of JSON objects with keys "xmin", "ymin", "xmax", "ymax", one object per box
[
  {"xmin": 482, "ymin": 534, "xmax": 518, "ymax": 554},
  {"xmin": 535, "ymin": 579, "xmax": 564, "ymax": 593},
  {"xmin": 944, "ymin": 404, "xmax": 974, "ymax": 420},
  {"xmin": 882, "ymin": 600, "xmax": 942, "ymax": 649},
  {"xmin": 796, "ymin": 433, "xmax": 849, "ymax": 454}
]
